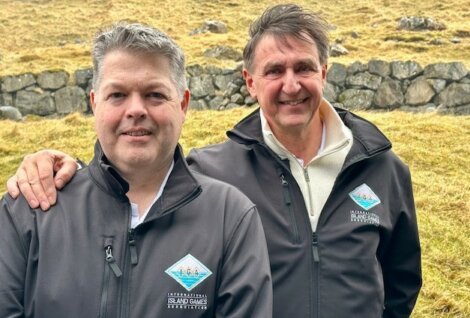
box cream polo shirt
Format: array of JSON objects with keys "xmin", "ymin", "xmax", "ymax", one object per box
[{"xmin": 261, "ymin": 98, "xmax": 353, "ymax": 231}]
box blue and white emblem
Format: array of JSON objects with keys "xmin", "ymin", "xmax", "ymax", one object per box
[
  {"xmin": 165, "ymin": 254, "xmax": 212, "ymax": 291},
  {"xmin": 349, "ymin": 183, "xmax": 381, "ymax": 210}
]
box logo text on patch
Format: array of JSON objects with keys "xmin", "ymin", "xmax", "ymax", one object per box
[{"xmin": 165, "ymin": 254, "xmax": 212, "ymax": 292}]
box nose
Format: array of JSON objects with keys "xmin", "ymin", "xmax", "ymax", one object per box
[
  {"xmin": 126, "ymin": 94, "xmax": 147, "ymax": 119},
  {"xmin": 282, "ymin": 70, "xmax": 301, "ymax": 95}
]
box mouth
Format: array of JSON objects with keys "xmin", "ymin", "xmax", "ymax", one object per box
[
  {"xmin": 279, "ymin": 97, "xmax": 309, "ymax": 105},
  {"xmin": 122, "ymin": 129, "xmax": 152, "ymax": 137}
]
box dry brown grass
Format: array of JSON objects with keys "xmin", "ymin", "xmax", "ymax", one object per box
[
  {"xmin": 1, "ymin": 1, "xmax": 470, "ymax": 316},
  {"xmin": 1, "ymin": 110, "xmax": 469, "ymax": 317},
  {"xmin": 1, "ymin": 0, "xmax": 469, "ymax": 77}
]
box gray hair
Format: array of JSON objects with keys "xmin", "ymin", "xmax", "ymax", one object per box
[
  {"xmin": 243, "ymin": 4, "xmax": 330, "ymax": 72},
  {"xmin": 92, "ymin": 22, "xmax": 187, "ymax": 96}
]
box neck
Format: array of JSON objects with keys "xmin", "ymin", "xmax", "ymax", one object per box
[
  {"xmin": 272, "ymin": 114, "xmax": 323, "ymax": 165},
  {"xmin": 124, "ymin": 160, "xmax": 172, "ymax": 216}
]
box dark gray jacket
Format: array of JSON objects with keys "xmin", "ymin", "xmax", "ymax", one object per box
[
  {"xmin": 187, "ymin": 108, "xmax": 422, "ymax": 318},
  {"xmin": 0, "ymin": 142, "xmax": 272, "ymax": 318}
]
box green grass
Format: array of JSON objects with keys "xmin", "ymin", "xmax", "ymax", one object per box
[{"xmin": 1, "ymin": 110, "xmax": 469, "ymax": 317}]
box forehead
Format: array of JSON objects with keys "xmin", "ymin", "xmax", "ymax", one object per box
[
  {"xmin": 253, "ymin": 34, "xmax": 320, "ymax": 67},
  {"xmin": 99, "ymin": 49, "xmax": 174, "ymax": 87}
]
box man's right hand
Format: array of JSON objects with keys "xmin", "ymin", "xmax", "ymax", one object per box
[{"xmin": 7, "ymin": 150, "xmax": 78, "ymax": 211}]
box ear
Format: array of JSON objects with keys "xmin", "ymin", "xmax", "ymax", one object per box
[
  {"xmin": 90, "ymin": 90, "xmax": 97, "ymax": 114},
  {"xmin": 243, "ymin": 68, "xmax": 257, "ymax": 99},
  {"xmin": 321, "ymin": 64, "xmax": 328, "ymax": 84},
  {"xmin": 180, "ymin": 89, "xmax": 190, "ymax": 121}
]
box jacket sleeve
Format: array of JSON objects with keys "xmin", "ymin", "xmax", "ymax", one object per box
[
  {"xmin": 215, "ymin": 206, "xmax": 273, "ymax": 318},
  {"xmin": 382, "ymin": 169, "xmax": 422, "ymax": 318},
  {"xmin": 0, "ymin": 197, "xmax": 28, "ymax": 318}
]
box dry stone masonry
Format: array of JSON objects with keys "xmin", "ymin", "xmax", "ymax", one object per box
[{"xmin": 1, "ymin": 61, "xmax": 469, "ymax": 121}]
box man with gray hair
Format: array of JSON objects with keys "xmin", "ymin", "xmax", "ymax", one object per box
[
  {"xmin": 7, "ymin": 4, "xmax": 421, "ymax": 318},
  {"xmin": 0, "ymin": 22, "xmax": 272, "ymax": 318}
]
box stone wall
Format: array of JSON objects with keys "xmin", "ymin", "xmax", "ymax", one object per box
[{"xmin": 1, "ymin": 61, "xmax": 469, "ymax": 120}]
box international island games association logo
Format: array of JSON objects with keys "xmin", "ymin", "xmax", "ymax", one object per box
[{"xmin": 165, "ymin": 254, "xmax": 212, "ymax": 292}]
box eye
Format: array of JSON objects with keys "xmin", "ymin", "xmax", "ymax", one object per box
[
  {"xmin": 264, "ymin": 68, "xmax": 283, "ymax": 78},
  {"xmin": 108, "ymin": 92, "xmax": 126, "ymax": 100},
  {"xmin": 297, "ymin": 64, "xmax": 315, "ymax": 73},
  {"xmin": 147, "ymin": 92, "xmax": 167, "ymax": 101}
]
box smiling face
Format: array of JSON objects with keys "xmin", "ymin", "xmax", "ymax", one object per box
[
  {"xmin": 91, "ymin": 49, "xmax": 189, "ymax": 178},
  {"xmin": 244, "ymin": 34, "xmax": 327, "ymax": 138}
]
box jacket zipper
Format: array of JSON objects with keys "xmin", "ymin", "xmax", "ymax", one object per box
[
  {"xmin": 312, "ymin": 232, "xmax": 320, "ymax": 318},
  {"xmin": 100, "ymin": 238, "xmax": 122, "ymax": 318},
  {"xmin": 280, "ymin": 173, "xmax": 301, "ymax": 244},
  {"xmin": 128, "ymin": 228, "xmax": 138, "ymax": 265}
]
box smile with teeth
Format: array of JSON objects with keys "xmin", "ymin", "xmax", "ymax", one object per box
[
  {"xmin": 123, "ymin": 130, "xmax": 151, "ymax": 136},
  {"xmin": 279, "ymin": 97, "xmax": 308, "ymax": 105}
]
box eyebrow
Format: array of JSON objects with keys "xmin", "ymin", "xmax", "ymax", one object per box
[
  {"xmin": 263, "ymin": 58, "xmax": 316, "ymax": 71},
  {"xmin": 102, "ymin": 80, "xmax": 170, "ymax": 91}
]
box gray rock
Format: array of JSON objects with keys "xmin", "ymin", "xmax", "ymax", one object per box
[
  {"xmin": 15, "ymin": 90, "xmax": 55, "ymax": 115},
  {"xmin": 214, "ymin": 74, "xmax": 237, "ymax": 91},
  {"xmin": 327, "ymin": 63, "xmax": 347, "ymax": 86},
  {"xmin": 205, "ymin": 65, "xmax": 223, "ymax": 75},
  {"xmin": 330, "ymin": 43, "xmax": 348, "ymax": 57},
  {"xmin": 224, "ymin": 82, "xmax": 240, "ymax": 97},
  {"xmin": 187, "ymin": 64, "xmax": 204, "ymax": 77},
  {"xmin": 368, "ymin": 60, "xmax": 390, "ymax": 77},
  {"xmin": 427, "ymin": 79, "xmax": 447, "ymax": 93},
  {"xmin": 351, "ymin": 31, "xmax": 360, "ymax": 38},
  {"xmin": 450, "ymin": 37, "xmax": 461, "ymax": 44},
  {"xmin": 323, "ymin": 82, "xmax": 339, "ymax": 102},
  {"xmin": 244, "ymin": 96, "xmax": 257, "ymax": 106},
  {"xmin": 189, "ymin": 99, "xmax": 208, "ymax": 110},
  {"xmin": 75, "ymin": 68, "xmax": 93, "ymax": 87},
  {"xmin": 208, "ymin": 96, "xmax": 225, "ymax": 110},
  {"xmin": 347, "ymin": 61, "xmax": 368, "ymax": 74},
  {"xmin": 429, "ymin": 38, "xmax": 445, "ymax": 45},
  {"xmin": 0, "ymin": 106, "xmax": 22, "ymax": 121},
  {"xmin": 373, "ymin": 79, "xmax": 404, "ymax": 109},
  {"xmin": 189, "ymin": 75, "xmax": 216, "ymax": 99},
  {"xmin": 346, "ymin": 72, "xmax": 382, "ymax": 90},
  {"xmin": 37, "ymin": 71, "xmax": 69, "ymax": 90},
  {"xmin": 231, "ymin": 93, "xmax": 244, "ymax": 104},
  {"xmin": 54, "ymin": 86, "xmax": 87, "ymax": 114},
  {"xmin": 204, "ymin": 46, "xmax": 242, "ymax": 61},
  {"xmin": 0, "ymin": 93, "xmax": 13, "ymax": 106},
  {"xmin": 460, "ymin": 77, "xmax": 470, "ymax": 84},
  {"xmin": 437, "ymin": 104, "xmax": 470, "ymax": 115},
  {"xmin": 338, "ymin": 89, "xmax": 375, "ymax": 110},
  {"xmin": 397, "ymin": 16, "xmax": 446, "ymax": 31},
  {"xmin": 1, "ymin": 74, "xmax": 36, "ymax": 93},
  {"xmin": 391, "ymin": 61, "xmax": 423, "ymax": 80},
  {"xmin": 239, "ymin": 85, "xmax": 249, "ymax": 97},
  {"xmin": 437, "ymin": 83, "xmax": 470, "ymax": 107},
  {"xmin": 405, "ymin": 76, "xmax": 436, "ymax": 105},
  {"xmin": 224, "ymin": 102, "xmax": 241, "ymax": 110},
  {"xmin": 400, "ymin": 104, "xmax": 437, "ymax": 113},
  {"xmin": 203, "ymin": 20, "xmax": 228, "ymax": 34},
  {"xmin": 424, "ymin": 62, "xmax": 468, "ymax": 81}
]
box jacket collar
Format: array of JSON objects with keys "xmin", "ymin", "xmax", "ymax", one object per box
[
  {"xmin": 227, "ymin": 107, "xmax": 392, "ymax": 167},
  {"xmin": 88, "ymin": 141, "xmax": 201, "ymax": 215}
]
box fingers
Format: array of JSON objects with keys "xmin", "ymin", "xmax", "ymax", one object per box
[
  {"xmin": 20, "ymin": 152, "xmax": 54, "ymax": 210},
  {"xmin": 53, "ymin": 157, "xmax": 79, "ymax": 190},
  {"xmin": 7, "ymin": 149, "xmax": 78, "ymax": 211},
  {"xmin": 6, "ymin": 175, "xmax": 20, "ymax": 199}
]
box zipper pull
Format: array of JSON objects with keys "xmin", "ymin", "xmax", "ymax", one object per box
[
  {"xmin": 304, "ymin": 168, "xmax": 310, "ymax": 182},
  {"xmin": 105, "ymin": 245, "xmax": 123, "ymax": 277},
  {"xmin": 312, "ymin": 233, "xmax": 320, "ymax": 263},
  {"xmin": 128, "ymin": 229, "xmax": 139, "ymax": 265},
  {"xmin": 280, "ymin": 174, "xmax": 292, "ymax": 205}
]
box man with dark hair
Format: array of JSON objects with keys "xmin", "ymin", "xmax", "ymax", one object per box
[
  {"xmin": 0, "ymin": 22, "xmax": 272, "ymax": 318},
  {"xmin": 7, "ymin": 4, "xmax": 421, "ymax": 318}
]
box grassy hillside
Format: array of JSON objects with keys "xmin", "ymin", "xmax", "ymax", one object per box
[
  {"xmin": 1, "ymin": 0, "xmax": 470, "ymax": 317},
  {"xmin": 1, "ymin": 0, "xmax": 469, "ymax": 77},
  {"xmin": 1, "ymin": 110, "xmax": 470, "ymax": 317}
]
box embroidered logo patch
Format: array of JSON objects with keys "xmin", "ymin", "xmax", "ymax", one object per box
[
  {"xmin": 349, "ymin": 183, "xmax": 381, "ymax": 210},
  {"xmin": 165, "ymin": 254, "xmax": 212, "ymax": 291}
]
